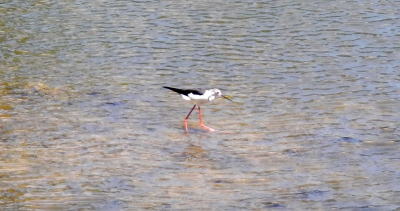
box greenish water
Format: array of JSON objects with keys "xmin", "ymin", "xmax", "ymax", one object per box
[{"xmin": 1, "ymin": 0, "xmax": 399, "ymax": 209}]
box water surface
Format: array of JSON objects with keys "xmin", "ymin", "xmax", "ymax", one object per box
[{"xmin": 1, "ymin": 0, "xmax": 399, "ymax": 209}]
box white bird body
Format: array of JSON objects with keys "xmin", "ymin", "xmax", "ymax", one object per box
[{"xmin": 181, "ymin": 89, "xmax": 222, "ymax": 105}]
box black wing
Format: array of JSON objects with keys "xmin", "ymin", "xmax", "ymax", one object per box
[{"xmin": 163, "ymin": 86, "xmax": 203, "ymax": 96}]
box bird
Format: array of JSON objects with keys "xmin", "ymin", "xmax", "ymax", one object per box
[{"xmin": 163, "ymin": 86, "xmax": 232, "ymax": 132}]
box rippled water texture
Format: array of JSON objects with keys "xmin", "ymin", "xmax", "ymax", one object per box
[{"xmin": 1, "ymin": 0, "xmax": 399, "ymax": 209}]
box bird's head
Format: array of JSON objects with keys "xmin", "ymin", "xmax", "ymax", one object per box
[{"xmin": 208, "ymin": 89, "xmax": 232, "ymax": 102}]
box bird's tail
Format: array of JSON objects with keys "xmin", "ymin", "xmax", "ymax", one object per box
[{"xmin": 163, "ymin": 86, "xmax": 184, "ymax": 94}]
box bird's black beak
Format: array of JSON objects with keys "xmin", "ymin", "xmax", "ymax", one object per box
[{"xmin": 222, "ymin": 95, "xmax": 233, "ymax": 101}]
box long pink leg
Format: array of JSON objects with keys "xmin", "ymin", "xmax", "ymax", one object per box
[
  {"xmin": 197, "ymin": 106, "xmax": 216, "ymax": 132},
  {"xmin": 184, "ymin": 104, "xmax": 197, "ymax": 132}
]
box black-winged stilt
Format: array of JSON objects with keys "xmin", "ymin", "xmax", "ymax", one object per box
[{"xmin": 163, "ymin": 86, "xmax": 232, "ymax": 132}]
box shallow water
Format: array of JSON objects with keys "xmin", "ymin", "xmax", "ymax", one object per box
[{"xmin": 1, "ymin": 0, "xmax": 400, "ymax": 209}]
